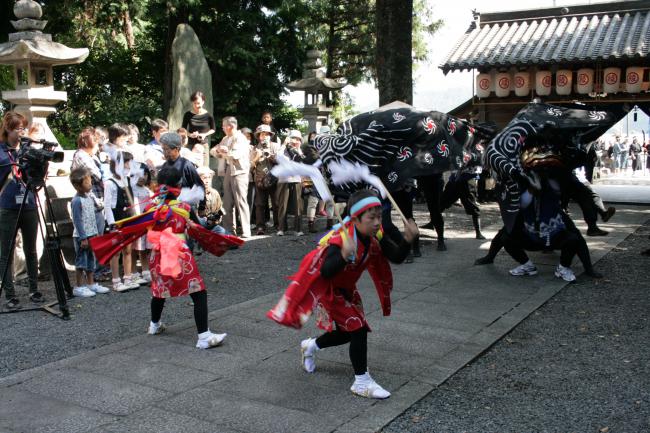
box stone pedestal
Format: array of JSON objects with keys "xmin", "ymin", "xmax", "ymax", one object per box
[
  {"xmin": 2, "ymin": 87, "xmax": 66, "ymax": 143},
  {"xmin": 301, "ymin": 105, "xmax": 333, "ymax": 133}
]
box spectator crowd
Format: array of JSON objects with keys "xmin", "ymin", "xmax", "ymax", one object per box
[{"xmin": 0, "ymin": 90, "xmax": 342, "ymax": 308}]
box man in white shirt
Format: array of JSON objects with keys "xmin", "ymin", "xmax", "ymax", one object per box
[{"xmin": 210, "ymin": 116, "xmax": 251, "ymax": 238}]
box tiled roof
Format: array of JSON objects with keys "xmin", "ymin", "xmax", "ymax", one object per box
[{"xmin": 440, "ymin": 1, "xmax": 650, "ymax": 73}]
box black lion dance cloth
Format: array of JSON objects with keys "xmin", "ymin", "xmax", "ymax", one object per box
[
  {"xmin": 313, "ymin": 102, "xmax": 495, "ymax": 192},
  {"xmin": 485, "ymin": 102, "xmax": 620, "ymax": 232}
]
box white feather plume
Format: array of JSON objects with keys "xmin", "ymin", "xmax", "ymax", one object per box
[
  {"xmin": 327, "ymin": 159, "xmax": 387, "ymax": 198},
  {"xmin": 177, "ymin": 185, "xmax": 205, "ymax": 205},
  {"xmin": 271, "ymin": 153, "xmax": 332, "ymax": 202}
]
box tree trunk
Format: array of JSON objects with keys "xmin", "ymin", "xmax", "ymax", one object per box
[
  {"xmin": 162, "ymin": 4, "xmax": 190, "ymax": 119},
  {"xmin": 325, "ymin": 2, "xmax": 337, "ymax": 78},
  {"xmin": 375, "ymin": 0, "xmax": 413, "ymax": 106},
  {"xmin": 121, "ymin": 8, "xmax": 135, "ymax": 50}
]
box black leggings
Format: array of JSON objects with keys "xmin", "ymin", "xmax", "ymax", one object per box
[
  {"xmin": 441, "ymin": 175, "xmax": 480, "ymax": 217},
  {"xmin": 417, "ymin": 174, "xmax": 445, "ymax": 240},
  {"xmin": 504, "ymin": 230, "xmax": 579, "ymax": 267},
  {"xmin": 151, "ymin": 291, "xmax": 209, "ymax": 333},
  {"xmin": 315, "ymin": 327, "xmax": 368, "ymax": 375}
]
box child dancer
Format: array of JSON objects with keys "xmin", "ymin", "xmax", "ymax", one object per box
[
  {"xmin": 267, "ymin": 189, "xmax": 418, "ymax": 399},
  {"xmin": 146, "ymin": 166, "xmax": 238, "ymax": 348}
]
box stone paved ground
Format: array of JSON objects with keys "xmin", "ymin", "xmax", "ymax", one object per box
[
  {"xmin": 0, "ymin": 202, "xmax": 501, "ymax": 378},
  {"xmin": 0, "ymin": 203, "xmax": 647, "ymax": 433},
  {"xmin": 384, "ymin": 222, "xmax": 650, "ymax": 433}
]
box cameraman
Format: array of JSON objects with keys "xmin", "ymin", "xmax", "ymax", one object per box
[
  {"xmin": 0, "ymin": 112, "xmax": 44, "ymax": 310},
  {"xmin": 251, "ymin": 124, "xmax": 280, "ymax": 235},
  {"xmin": 275, "ymin": 130, "xmax": 305, "ymax": 236}
]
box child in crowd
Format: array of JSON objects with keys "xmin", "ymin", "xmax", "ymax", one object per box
[
  {"xmin": 177, "ymin": 127, "xmax": 203, "ymax": 167},
  {"xmin": 268, "ymin": 190, "xmax": 418, "ymax": 399},
  {"xmin": 130, "ymin": 162, "xmax": 153, "ymax": 283},
  {"xmin": 104, "ymin": 151, "xmax": 141, "ymax": 292},
  {"xmin": 70, "ymin": 167, "xmax": 110, "ymax": 297},
  {"xmin": 126, "ymin": 123, "xmax": 147, "ymax": 165},
  {"xmin": 104, "ymin": 123, "xmax": 130, "ymax": 162},
  {"xmin": 144, "ymin": 119, "xmax": 167, "ymax": 169}
]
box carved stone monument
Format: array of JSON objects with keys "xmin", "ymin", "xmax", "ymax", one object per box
[
  {"xmin": 167, "ymin": 24, "xmax": 213, "ymax": 166},
  {"xmin": 167, "ymin": 25, "xmax": 213, "ymax": 127}
]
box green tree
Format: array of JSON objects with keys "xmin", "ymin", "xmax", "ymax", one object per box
[{"xmin": 42, "ymin": 0, "xmax": 163, "ymax": 138}]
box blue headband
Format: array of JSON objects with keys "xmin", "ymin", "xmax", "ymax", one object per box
[{"xmin": 350, "ymin": 196, "xmax": 382, "ymax": 217}]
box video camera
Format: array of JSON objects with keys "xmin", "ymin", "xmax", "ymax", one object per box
[
  {"xmin": 17, "ymin": 137, "xmax": 65, "ymax": 184},
  {"xmin": 204, "ymin": 208, "xmax": 225, "ymax": 229}
]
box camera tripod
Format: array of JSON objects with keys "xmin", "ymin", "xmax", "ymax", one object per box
[{"xmin": 0, "ymin": 176, "xmax": 72, "ymax": 320}]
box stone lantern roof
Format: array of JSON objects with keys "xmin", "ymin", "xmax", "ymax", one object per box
[
  {"xmin": 0, "ymin": 0, "xmax": 88, "ymax": 66},
  {"xmin": 286, "ymin": 50, "xmax": 347, "ymax": 92}
]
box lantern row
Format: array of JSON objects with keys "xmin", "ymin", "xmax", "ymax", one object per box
[{"xmin": 476, "ymin": 67, "xmax": 648, "ymax": 98}]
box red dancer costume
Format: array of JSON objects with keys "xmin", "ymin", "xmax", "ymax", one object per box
[
  {"xmin": 146, "ymin": 200, "xmax": 205, "ymax": 298},
  {"xmin": 268, "ymin": 191, "xmax": 415, "ymax": 399},
  {"xmin": 267, "ymin": 222, "xmax": 393, "ymax": 333}
]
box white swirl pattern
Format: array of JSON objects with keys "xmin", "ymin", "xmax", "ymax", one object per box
[
  {"xmin": 546, "ymin": 107, "xmax": 563, "ymax": 117},
  {"xmin": 588, "ymin": 111, "xmax": 607, "ymax": 121}
]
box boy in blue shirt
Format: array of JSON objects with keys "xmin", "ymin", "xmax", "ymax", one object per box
[{"xmin": 70, "ymin": 167, "xmax": 109, "ymax": 297}]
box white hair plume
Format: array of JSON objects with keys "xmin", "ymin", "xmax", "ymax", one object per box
[
  {"xmin": 327, "ymin": 159, "xmax": 387, "ymax": 198},
  {"xmin": 271, "ymin": 153, "xmax": 332, "ymax": 202},
  {"xmin": 177, "ymin": 185, "xmax": 205, "ymax": 205}
]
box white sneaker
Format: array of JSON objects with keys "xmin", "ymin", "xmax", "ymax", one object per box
[
  {"xmin": 147, "ymin": 321, "xmax": 166, "ymax": 335},
  {"xmin": 112, "ymin": 279, "xmax": 130, "ymax": 292},
  {"xmin": 295, "ymin": 231, "xmax": 304, "ymax": 237},
  {"xmin": 265, "ymin": 221, "xmax": 274, "ymax": 228},
  {"xmin": 122, "ymin": 276, "xmax": 141, "ymax": 290},
  {"xmin": 554, "ymin": 264, "xmax": 576, "ymax": 282},
  {"xmin": 300, "ymin": 338, "xmax": 317, "ymax": 373},
  {"xmin": 73, "ymin": 286, "xmax": 96, "ymax": 298},
  {"xmin": 277, "ymin": 231, "xmax": 285, "ymax": 236},
  {"xmin": 509, "ymin": 261, "xmax": 538, "ymax": 276},
  {"xmin": 130, "ymin": 272, "xmax": 148, "ymax": 285},
  {"xmin": 196, "ymin": 331, "xmax": 227, "ymax": 349},
  {"xmin": 141, "ymin": 270, "xmax": 152, "ymax": 283},
  {"xmin": 350, "ymin": 374, "xmax": 391, "ymax": 399},
  {"xmin": 89, "ymin": 283, "xmax": 110, "ymax": 294}
]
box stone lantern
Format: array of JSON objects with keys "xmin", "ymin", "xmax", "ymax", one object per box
[
  {"xmin": 0, "ymin": 0, "xmax": 88, "ymax": 143},
  {"xmin": 287, "ymin": 50, "xmax": 347, "ymax": 133}
]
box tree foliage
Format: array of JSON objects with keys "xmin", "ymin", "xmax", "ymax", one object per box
[{"xmin": 0, "ymin": 1, "xmax": 441, "ymax": 142}]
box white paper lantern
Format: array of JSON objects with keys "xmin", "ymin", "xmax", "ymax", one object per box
[
  {"xmin": 556, "ymin": 69, "xmax": 572, "ymax": 95},
  {"xmin": 576, "ymin": 68, "xmax": 594, "ymax": 94},
  {"xmin": 476, "ymin": 73, "xmax": 491, "ymax": 98},
  {"xmin": 603, "ymin": 67, "xmax": 621, "ymax": 94},
  {"xmin": 495, "ymin": 72, "xmax": 511, "ymax": 97},
  {"xmin": 535, "ymin": 70, "xmax": 552, "ymax": 96},
  {"xmin": 513, "ymin": 71, "xmax": 530, "ymax": 97},
  {"xmin": 625, "ymin": 67, "xmax": 643, "ymax": 93}
]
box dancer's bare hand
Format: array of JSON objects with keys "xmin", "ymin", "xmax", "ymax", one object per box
[
  {"xmin": 403, "ymin": 220, "xmax": 419, "ymax": 244},
  {"xmin": 340, "ymin": 235, "xmax": 356, "ymax": 262}
]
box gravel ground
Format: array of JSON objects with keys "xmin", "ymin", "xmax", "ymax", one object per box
[
  {"xmin": 383, "ymin": 221, "xmax": 650, "ymax": 433},
  {"xmin": 0, "ymin": 202, "xmax": 502, "ymax": 378}
]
